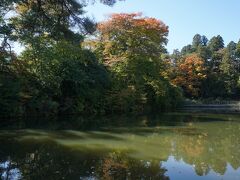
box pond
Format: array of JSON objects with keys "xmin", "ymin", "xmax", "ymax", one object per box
[{"xmin": 0, "ymin": 113, "xmax": 240, "ymax": 180}]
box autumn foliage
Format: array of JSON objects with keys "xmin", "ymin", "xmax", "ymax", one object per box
[
  {"xmin": 96, "ymin": 13, "xmax": 169, "ymax": 66},
  {"xmin": 172, "ymin": 54, "xmax": 206, "ymax": 97},
  {"xmin": 90, "ymin": 13, "xmax": 182, "ymax": 112},
  {"xmin": 98, "ymin": 13, "xmax": 168, "ymax": 35}
]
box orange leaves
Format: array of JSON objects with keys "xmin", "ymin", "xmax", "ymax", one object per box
[
  {"xmin": 172, "ymin": 53, "xmax": 206, "ymax": 97},
  {"xmin": 98, "ymin": 13, "xmax": 168, "ymax": 36},
  {"xmin": 95, "ymin": 13, "xmax": 169, "ymax": 66}
]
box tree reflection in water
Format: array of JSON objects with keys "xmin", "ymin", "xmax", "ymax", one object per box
[
  {"xmin": 0, "ymin": 113, "xmax": 239, "ymax": 179},
  {"xmin": 0, "ymin": 140, "xmax": 169, "ymax": 179}
]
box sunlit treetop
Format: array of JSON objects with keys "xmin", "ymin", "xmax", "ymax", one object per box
[
  {"xmin": 96, "ymin": 13, "xmax": 169, "ymax": 65},
  {"xmin": 98, "ymin": 13, "xmax": 168, "ymax": 38}
]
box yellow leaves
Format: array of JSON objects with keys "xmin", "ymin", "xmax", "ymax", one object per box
[
  {"xmin": 161, "ymin": 71, "xmax": 169, "ymax": 79},
  {"xmin": 16, "ymin": 4, "xmax": 29, "ymax": 13},
  {"xmin": 196, "ymin": 67, "xmax": 202, "ymax": 72}
]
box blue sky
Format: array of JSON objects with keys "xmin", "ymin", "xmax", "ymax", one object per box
[{"xmin": 85, "ymin": 0, "xmax": 240, "ymax": 53}]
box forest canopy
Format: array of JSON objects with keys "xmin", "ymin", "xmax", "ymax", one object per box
[{"xmin": 0, "ymin": 0, "xmax": 239, "ymax": 117}]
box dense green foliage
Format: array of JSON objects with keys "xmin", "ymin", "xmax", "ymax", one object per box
[
  {"xmin": 0, "ymin": 2, "xmax": 182, "ymax": 117},
  {"xmin": 1, "ymin": 0, "xmax": 239, "ymax": 117},
  {"xmin": 0, "ymin": 1, "xmax": 99, "ymax": 116}
]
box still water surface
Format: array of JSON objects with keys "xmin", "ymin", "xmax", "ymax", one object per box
[{"xmin": 0, "ymin": 113, "xmax": 240, "ymax": 180}]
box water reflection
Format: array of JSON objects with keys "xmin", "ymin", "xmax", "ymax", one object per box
[
  {"xmin": 0, "ymin": 113, "xmax": 240, "ymax": 179},
  {"xmin": 0, "ymin": 140, "xmax": 169, "ymax": 179},
  {"xmin": 0, "ymin": 160, "xmax": 22, "ymax": 180},
  {"xmin": 163, "ymin": 156, "xmax": 240, "ymax": 180}
]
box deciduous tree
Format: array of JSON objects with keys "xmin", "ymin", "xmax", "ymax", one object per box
[
  {"xmin": 91, "ymin": 13, "xmax": 182, "ymax": 112},
  {"xmin": 172, "ymin": 53, "xmax": 206, "ymax": 97}
]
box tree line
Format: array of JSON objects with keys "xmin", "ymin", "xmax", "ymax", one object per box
[
  {"xmin": 169, "ymin": 34, "xmax": 240, "ymax": 99},
  {"xmin": 0, "ymin": 1, "xmax": 239, "ymax": 117}
]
